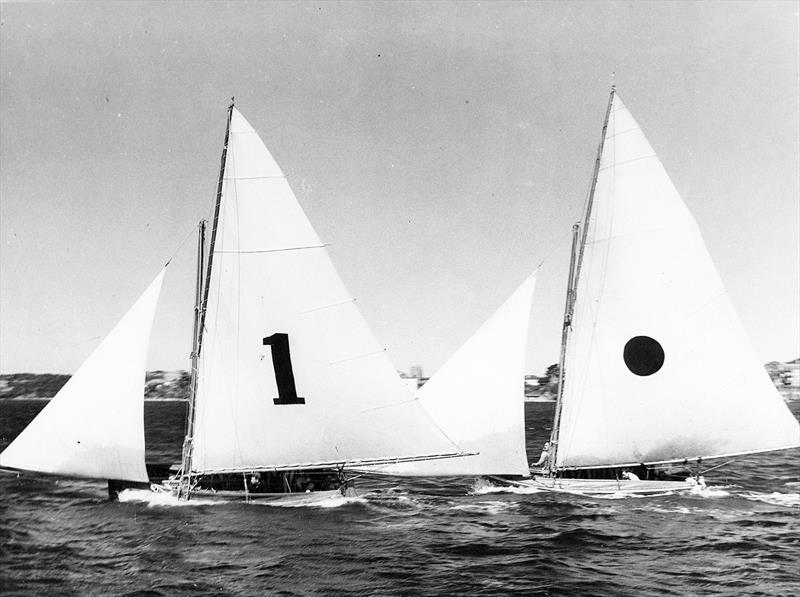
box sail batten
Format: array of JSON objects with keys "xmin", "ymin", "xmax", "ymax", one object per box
[
  {"xmin": 555, "ymin": 93, "xmax": 800, "ymax": 470},
  {"xmin": 214, "ymin": 244, "xmax": 327, "ymax": 254}
]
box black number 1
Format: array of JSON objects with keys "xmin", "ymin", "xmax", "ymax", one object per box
[{"xmin": 263, "ymin": 333, "xmax": 306, "ymax": 405}]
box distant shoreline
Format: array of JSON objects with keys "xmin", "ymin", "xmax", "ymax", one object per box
[
  {"xmin": 0, "ymin": 396, "xmax": 188, "ymax": 402},
  {"xmin": 2, "ymin": 365, "xmax": 798, "ymax": 402}
]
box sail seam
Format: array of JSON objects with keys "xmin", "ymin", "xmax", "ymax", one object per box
[
  {"xmin": 604, "ymin": 126, "xmax": 642, "ymax": 140},
  {"xmin": 222, "ymin": 175, "xmax": 286, "ymax": 180},
  {"xmin": 584, "ymin": 221, "xmax": 690, "ymax": 245},
  {"xmin": 360, "ymin": 397, "xmax": 419, "ymax": 412},
  {"xmin": 598, "ymin": 153, "xmax": 657, "ymax": 171},
  {"xmin": 328, "ymin": 348, "xmax": 386, "ymax": 365},
  {"xmin": 299, "ymin": 298, "xmax": 356, "ymax": 314},
  {"xmin": 214, "ymin": 244, "xmax": 328, "ymax": 254}
]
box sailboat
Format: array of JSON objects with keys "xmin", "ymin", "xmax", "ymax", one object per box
[
  {"xmin": 0, "ymin": 101, "xmax": 470, "ymax": 502},
  {"xmin": 367, "ymin": 87, "xmax": 800, "ymax": 497},
  {"xmin": 527, "ymin": 87, "xmax": 800, "ymax": 495}
]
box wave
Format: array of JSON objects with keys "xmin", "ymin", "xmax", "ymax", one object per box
[
  {"xmin": 449, "ymin": 500, "xmax": 520, "ymax": 515},
  {"xmin": 738, "ymin": 491, "xmax": 800, "ymax": 508},
  {"xmin": 469, "ymin": 478, "xmax": 543, "ymax": 495}
]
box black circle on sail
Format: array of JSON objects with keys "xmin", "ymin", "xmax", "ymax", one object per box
[{"xmin": 623, "ymin": 336, "xmax": 664, "ymax": 376}]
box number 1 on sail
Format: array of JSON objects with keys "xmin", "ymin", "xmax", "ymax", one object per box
[{"xmin": 263, "ymin": 333, "xmax": 306, "ymax": 405}]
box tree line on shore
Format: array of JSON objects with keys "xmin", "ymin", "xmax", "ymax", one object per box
[{"xmin": 1, "ymin": 360, "xmax": 797, "ymax": 400}]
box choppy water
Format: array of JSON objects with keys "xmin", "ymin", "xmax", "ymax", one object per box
[{"xmin": 1, "ymin": 400, "xmax": 798, "ymax": 596}]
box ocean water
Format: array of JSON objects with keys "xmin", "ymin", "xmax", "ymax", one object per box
[{"xmin": 1, "ymin": 400, "xmax": 798, "ymax": 596}]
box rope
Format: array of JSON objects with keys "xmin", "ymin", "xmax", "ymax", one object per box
[{"xmin": 163, "ymin": 222, "xmax": 205, "ymax": 268}]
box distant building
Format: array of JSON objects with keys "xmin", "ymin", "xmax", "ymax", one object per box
[
  {"xmin": 786, "ymin": 361, "xmax": 800, "ymax": 387},
  {"xmin": 399, "ymin": 367, "xmax": 425, "ymax": 393},
  {"xmin": 765, "ymin": 360, "xmax": 800, "ymax": 388}
]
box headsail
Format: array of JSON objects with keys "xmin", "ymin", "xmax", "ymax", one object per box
[
  {"xmin": 372, "ymin": 272, "xmax": 537, "ymax": 476},
  {"xmin": 0, "ymin": 270, "xmax": 165, "ymax": 482},
  {"xmin": 555, "ymin": 93, "xmax": 800, "ymax": 469},
  {"xmin": 191, "ymin": 108, "xmax": 464, "ymax": 474}
]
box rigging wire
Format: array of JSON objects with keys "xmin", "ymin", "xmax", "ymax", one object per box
[{"xmin": 163, "ymin": 221, "xmax": 205, "ymax": 268}]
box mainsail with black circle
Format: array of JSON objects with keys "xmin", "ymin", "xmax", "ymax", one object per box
[{"xmin": 551, "ymin": 90, "xmax": 799, "ymax": 470}]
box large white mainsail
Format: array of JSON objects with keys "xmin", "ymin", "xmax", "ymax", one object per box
[
  {"xmin": 0, "ymin": 270, "xmax": 165, "ymax": 482},
  {"xmin": 555, "ymin": 92, "xmax": 800, "ymax": 469},
  {"xmin": 191, "ymin": 107, "xmax": 463, "ymax": 474},
  {"xmin": 372, "ymin": 272, "xmax": 537, "ymax": 477}
]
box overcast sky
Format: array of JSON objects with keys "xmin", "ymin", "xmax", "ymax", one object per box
[{"xmin": 1, "ymin": 1, "xmax": 798, "ymax": 375}]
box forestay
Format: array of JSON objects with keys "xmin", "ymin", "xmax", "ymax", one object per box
[
  {"xmin": 191, "ymin": 108, "xmax": 463, "ymax": 474},
  {"xmin": 0, "ymin": 270, "xmax": 165, "ymax": 482},
  {"xmin": 373, "ymin": 272, "xmax": 537, "ymax": 477},
  {"xmin": 555, "ymin": 94, "xmax": 800, "ymax": 469}
]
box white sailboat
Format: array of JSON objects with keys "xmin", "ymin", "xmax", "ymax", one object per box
[
  {"xmin": 0, "ymin": 102, "xmax": 469, "ymax": 501},
  {"xmin": 527, "ymin": 87, "xmax": 800, "ymax": 494},
  {"xmin": 366, "ymin": 87, "xmax": 799, "ymax": 497}
]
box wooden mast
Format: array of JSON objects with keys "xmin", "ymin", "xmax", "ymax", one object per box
[
  {"xmin": 177, "ymin": 100, "xmax": 235, "ymax": 499},
  {"xmin": 548, "ymin": 222, "xmax": 579, "ymax": 475},
  {"xmin": 198, "ymin": 98, "xmax": 235, "ymax": 346},
  {"xmin": 177, "ymin": 219, "xmax": 206, "ymax": 498},
  {"xmin": 548, "ymin": 86, "xmax": 616, "ymax": 475}
]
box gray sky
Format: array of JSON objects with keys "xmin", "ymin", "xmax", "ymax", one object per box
[{"xmin": 1, "ymin": 1, "xmax": 798, "ymax": 375}]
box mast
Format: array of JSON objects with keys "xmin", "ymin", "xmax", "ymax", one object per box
[
  {"xmin": 548, "ymin": 222, "xmax": 579, "ymax": 474},
  {"xmin": 548, "ymin": 86, "xmax": 616, "ymax": 475},
  {"xmin": 177, "ymin": 100, "xmax": 234, "ymax": 498},
  {"xmin": 198, "ymin": 99, "xmax": 235, "ymax": 347},
  {"xmin": 177, "ymin": 219, "xmax": 206, "ymax": 498}
]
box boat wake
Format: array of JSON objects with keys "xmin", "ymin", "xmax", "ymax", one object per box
[
  {"xmin": 738, "ymin": 490, "xmax": 799, "ymax": 508},
  {"xmin": 117, "ymin": 488, "xmax": 369, "ymax": 509},
  {"xmin": 469, "ymin": 478, "xmax": 542, "ymax": 495},
  {"xmin": 253, "ymin": 493, "xmax": 368, "ymax": 509},
  {"xmin": 684, "ymin": 485, "xmax": 732, "ymax": 499},
  {"xmin": 117, "ymin": 488, "xmax": 223, "ymax": 507}
]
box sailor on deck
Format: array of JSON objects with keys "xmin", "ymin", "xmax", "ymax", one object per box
[{"xmin": 531, "ymin": 441, "xmax": 551, "ymax": 470}]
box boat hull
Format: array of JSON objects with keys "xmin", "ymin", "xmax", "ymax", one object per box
[
  {"xmin": 151, "ymin": 484, "xmax": 344, "ymax": 504},
  {"xmin": 151, "ymin": 469, "xmax": 351, "ymax": 503},
  {"xmin": 529, "ymin": 476, "xmax": 692, "ymax": 496},
  {"xmin": 486, "ymin": 475, "xmax": 694, "ymax": 496}
]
